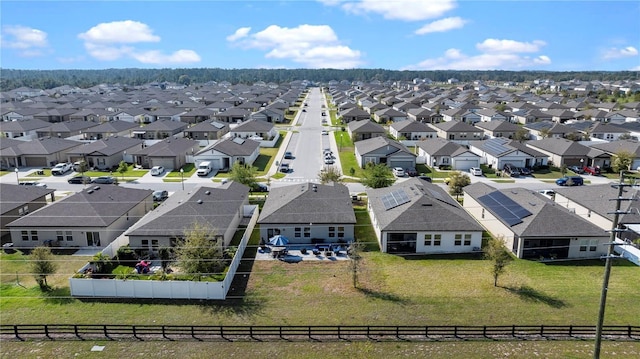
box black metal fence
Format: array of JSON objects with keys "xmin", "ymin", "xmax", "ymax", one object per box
[{"xmin": 2, "ymin": 324, "xmax": 639, "ymax": 342}]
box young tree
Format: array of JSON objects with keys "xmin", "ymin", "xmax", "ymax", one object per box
[
  {"xmin": 514, "ymin": 128, "xmax": 530, "ymax": 142},
  {"xmin": 30, "ymin": 246, "xmax": 58, "ymax": 291},
  {"xmin": 360, "ymin": 162, "xmax": 395, "ymax": 188},
  {"xmin": 229, "ymin": 162, "xmax": 257, "ymax": 188},
  {"xmin": 116, "ymin": 160, "xmax": 128, "ymax": 181},
  {"xmin": 484, "ymin": 237, "xmax": 514, "ymax": 287},
  {"xmin": 612, "ymin": 150, "xmax": 633, "ymax": 173},
  {"xmin": 175, "ymin": 223, "xmax": 226, "ymax": 280},
  {"xmin": 318, "ymin": 166, "xmax": 342, "ymax": 184},
  {"xmin": 447, "ymin": 171, "xmax": 471, "ymax": 200},
  {"xmin": 539, "ymin": 127, "xmax": 551, "ymax": 139},
  {"xmin": 347, "ymin": 241, "xmax": 365, "ymax": 289}
]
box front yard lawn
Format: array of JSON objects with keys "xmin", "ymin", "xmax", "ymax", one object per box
[{"xmin": 165, "ymin": 163, "xmax": 195, "ymax": 178}]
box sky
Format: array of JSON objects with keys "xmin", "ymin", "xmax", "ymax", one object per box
[{"xmin": 1, "ymin": 0, "xmax": 639, "ymax": 71}]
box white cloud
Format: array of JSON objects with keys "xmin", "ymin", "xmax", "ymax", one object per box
[
  {"xmin": 78, "ymin": 20, "xmax": 200, "ymax": 65},
  {"xmin": 602, "ymin": 46, "xmax": 638, "ymax": 60},
  {"xmin": 415, "ymin": 17, "xmax": 466, "ymax": 35},
  {"xmin": 227, "ymin": 24, "xmax": 363, "ymax": 68},
  {"xmin": 630, "ymin": 65, "xmax": 640, "ymax": 71},
  {"xmin": 78, "ymin": 20, "xmax": 160, "ymax": 44},
  {"xmin": 1, "ymin": 25, "xmax": 49, "ymax": 57},
  {"xmin": 226, "ymin": 27, "xmax": 251, "ymax": 41},
  {"xmin": 476, "ymin": 39, "xmax": 546, "ymax": 54},
  {"xmin": 131, "ymin": 49, "xmax": 201, "ymax": 64},
  {"xmin": 403, "ymin": 38, "xmax": 551, "ymax": 70},
  {"xmin": 328, "ymin": 0, "xmax": 457, "ymax": 21}
]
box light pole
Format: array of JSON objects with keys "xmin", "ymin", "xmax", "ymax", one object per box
[
  {"xmin": 180, "ymin": 168, "xmax": 184, "ymax": 190},
  {"xmin": 14, "ymin": 167, "xmax": 19, "ymax": 184},
  {"xmin": 580, "ymin": 158, "xmax": 584, "ymax": 169}
]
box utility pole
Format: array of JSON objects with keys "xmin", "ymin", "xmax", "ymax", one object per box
[{"xmin": 594, "ymin": 172, "xmax": 634, "ymax": 359}]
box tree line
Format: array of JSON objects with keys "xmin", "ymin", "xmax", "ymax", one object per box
[{"xmin": 1, "ymin": 68, "xmax": 638, "ymax": 91}]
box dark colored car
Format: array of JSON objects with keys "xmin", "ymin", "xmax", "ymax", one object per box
[
  {"xmin": 569, "ymin": 165, "xmax": 584, "ymax": 174},
  {"xmin": 251, "ymin": 183, "xmax": 269, "ymax": 192},
  {"xmin": 284, "ymin": 151, "xmax": 294, "ymax": 159},
  {"xmin": 153, "ymin": 190, "xmax": 168, "ymax": 201},
  {"xmin": 92, "ymin": 176, "xmax": 117, "ymax": 184},
  {"xmin": 68, "ymin": 175, "xmax": 91, "ymax": 184},
  {"xmin": 503, "ymin": 163, "xmax": 520, "ymax": 177},
  {"xmin": 405, "ymin": 167, "xmax": 418, "ymax": 177},
  {"xmin": 583, "ymin": 166, "xmax": 601, "ymax": 175},
  {"xmin": 417, "ymin": 176, "xmax": 432, "ymax": 183},
  {"xmin": 518, "ymin": 167, "xmax": 531, "ymax": 176},
  {"xmin": 279, "ymin": 163, "xmax": 290, "ymax": 173},
  {"xmin": 556, "ymin": 176, "xmax": 584, "ymax": 186}
]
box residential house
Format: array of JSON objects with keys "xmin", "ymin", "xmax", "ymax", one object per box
[
  {"xmin": 354, "ymin": 136, "xmax": 416, "ymax": 169},
  {"xmin": 36, "ymin": 121, "xmax": 100, "ymax": 139},
  {"xmin": 338, "ymin": 107, "xmax": 371, "ymax": 123},
  {"xmin": 184, "ymin": 120, "xmax": 229, "ymax": 143},
  {"xmin": 525, "ymin": 138, "xmax": 592, "ymax": 167},
  {"xmin": 373, "ymin": 108, "xmax": 408, "ymax": 124},
  {"xmin": 468, "ymin": 138, "xmax": 548, "ymax": 169},
  {"xmin": 416, "ymin": 138, "xmax": 480, "ymax": 170},
  {"xmin": 389, "ymin": 120, "xmax": 436, "ymax": 141},
  {"xmin": 194, "ymin": 137, "xmax": 261, "ymax": 171},
  {"xmin": 463, "ymin": 182, "xmax": 609, "ymax": 259},
  {"xmin": 524, "ymin": 121, "xmax": 575, "ymax": 140},
  {"xmin": 1, "ymin": 184, "xmax": 55, "ymax": 243},
  {"xmin": 0, "ymin": 118, "xmax": 51, "ymax": 140},
  {"xmin": 0, "ymin": 137, "xmax": 82, "ymax": 168},
  {"xmin": 178, "ymin": 107, "xmax": 216, "ymax": 124},
  {"xmin": 257, "ymin": 182, "xmax": 356, "ymax": 244},
  {"xmin": 250, "ymin": 106, "xmax": 285, "ymax": 123},
  {"xmin": 441, "ymin": 108, "xmax": 481, "ymax": 124},
  {"xmin": 590, "ymin": 139, "xmax": 640, "ymax": 169},
  {"xmin": 367, "ymin": 178, "xmax": 483, "ymax": 254},
  {"xmin": 230, "ymin": 119, "xmax": 278, "ymax": 141},
  {"xmin": 128, "ymin": 137, "xmax": 199, "ymax": 170},
  {"xmin": 585, "ymin": 122, "xmax": 629, "ymax": 141},
  {"xmin": 407, "ymin": 107, "xmax": 441, "ymax": 123},
  {"xmin": 126, "ymin": 182, "xmax": 250, "ymax": 253},
  {"xmin": 347, "ymin": 119, "xmax": 386, "ymax": 141},
  {"xmin": 65, "ymin": 136, "xmax": 143, "ymax": 170},
  {"xmin": 131, "ymin": 120, "xmax": 188, "ymax": 140},
  {"xmin": 212, "ymin": 107, "xmax": 251, "ymax": 123},
  {"xmin": 429, "ymin": 120, "xmax": 483, "ymax": 144},
  {"xmin": 33, "ymin": 108, "xmax": 77, "ymax": 123},
  {"xmin": 7, "ymin": 185, "xmax": 153, "ymax": 249},
  {"xmin": 80, "ymin": 120, "xmax": 139, "ymax": 140},
  {"xmin": 474, "ymin": 120, "xmax": 522, "ymax": 139}
]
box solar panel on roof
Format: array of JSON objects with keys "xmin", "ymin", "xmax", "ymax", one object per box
[
  {"xmin": 483, "ymin": 138, "xmax": 512, "ymax": 156},
  {"xmin": 477, "ymin": 191, "xmax": 532, "ymax": 227},
  {"xmin": 381, "ymin": 189, "xmax": 411, "ymax": 211}
]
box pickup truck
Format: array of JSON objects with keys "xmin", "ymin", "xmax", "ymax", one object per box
[{"xmin": 51, "ymin": 162, "xmax": 72, "ymax": 175}]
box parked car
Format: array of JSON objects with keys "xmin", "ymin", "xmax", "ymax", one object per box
[
  {"xmin": 279, "ymin": 163, "xmax": 290, "ymax": 173},
  {"xmin": 469, "ymin": 167, "xmax": 483, "ymax": 176},
  {"xmin": 150, "ymin": 166, "xmax": 165, "ymax": 176},
  {"xmin": 302, "ymin": 109, "xmax": 306, "ymax": 112},
  {"xmin": 51, "ymin": 162, "xmax": 72, "ymax": 175},
  {"xmin": 502, "ymin": 163, "xmax": 520, "ymax": 177},
  {"xmin": 569, "ymin": 165, "xmax": 584, "ymax": 174},
  {"xmin": 321, "ymin": 130, "xmax": 329, "ymax": 135},
  {"xmin": 324, "ymin": 157, "xmax": 335, "ymax": 165},
  {"xmin": 91, "ymin": 176, "xmax": 117, "ymax": 184},
  {"xmin": 68, "ymin": 175, "xmax": 91, "ymax": 184},
  {"xmin": 538, "ymin": 189, "xmax": 556, "ymax": 199},
  {"xmin": 405, "ymin": 167, "xmax": 418, "ymax": 177},
  {"xmin": 153, "ymin": 190, "xmax": 168, "ymax": 201},
  {"xmin": 251, "ymin": 183, "xmax": 269, "ymax": 192},
  {"xmin": 284, "ymin": 151, "xmax": 294, "ymax": 159},
  {"xmin": 556, "ymin": 176, "xmax": 584, "ymax": 186},
  {"xmin": 392, "ymin": 167, "xmax": 405, "ymax": 177},
  {"xmin": 518, "ymin": 167, "xmax": 532, "ymax": 176},
  {"xmin": 19, "ymin": 181, "xmax": 47, "ymax": 188},
  {"xmin": 583, "ymin": 166, "xmax": 601, "ymax": 175}
]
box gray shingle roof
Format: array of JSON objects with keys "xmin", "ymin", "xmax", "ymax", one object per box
[
  {"xmin": 354, "ymin": 136, "xmax": 414, "ymax": 156},
  {"xmin": 7, "ymin": 185, "xmax": 152, "ymax": 228},
  {"xmin": 207, "ymin": 137, "xmax": 260, "ymax": 156},
  {"xmin": 348, "ymin": 119, "xmax": 385, "ymax": 133},
  {"xmin": 0, "ymin": 183, "xmax": 55, "ymax": 213},
  {"xmin": 126, "ymin": 182, "xmax": 249, "ymax": 237},
  {"xmin": 526, "ymin": 138, "xmax": 591, "ymax": 156},
  {"xmin": 554, "ymin": 183, "xmax": 640, "ymax": 224},
  {"xmin": 67, "ymin": 136, "xmax": 143, "ymax": 156},
  {"xmin": 231, "ymin": 119, "xmax": 274, "ymax": 132},
  {"xmin": 258, "ymin": 183, "xmax": 356, "ymax": 225},
  {"xmin": 367, "ymin": 178, "xmax": 483, "ymax": 232}
]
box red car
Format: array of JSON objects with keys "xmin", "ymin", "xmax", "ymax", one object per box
[{"xmin": 583, "ymin": 166, "xmax": 601, "ymax": 175}]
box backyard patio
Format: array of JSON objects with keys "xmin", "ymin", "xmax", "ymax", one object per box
[{"xmin": 256, "ymin": 244, "xmax": 351, "ymax": 262}]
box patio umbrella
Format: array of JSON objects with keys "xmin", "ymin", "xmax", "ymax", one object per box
[{"xmin": 268, "ymin": 235, "xmax": 289, "ymax": 246}]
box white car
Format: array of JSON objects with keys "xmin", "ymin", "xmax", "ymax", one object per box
[
  {"xmin": 321, "ymin": 130, "xmax": 329, "ymax": 135},
  {"xmin": 51, "ymin": 162, "xmax": 72, "ymax": 175},
  {"xmin": 469, "ymin": 167, "xmax": 483, "ymax": 176},
  {"xmin": 324, "ymin": 157, "xmax": 335, "ymax": 165},
  {"xmin": 150, "ymin": 166, "xmax": 165, "ymax": 176},
  {"xmin": 392, "ymin": 167, "xmax": 405, "ymax": 177}
]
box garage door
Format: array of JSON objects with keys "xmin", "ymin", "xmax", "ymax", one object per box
[
  {"xmin": 389, "ymin": 160, "xmax": 414, "ymax": 169},
  {"xmin": 24, "ymin": 157, "xmax": 47, "ymax": 167},
  {"xmin": 453, "ymin": 159, "xmax": 478, "ymax": 171},
  {"xmin": 150, "ymin": 158, "xmax": 175, "ymax": 171}
]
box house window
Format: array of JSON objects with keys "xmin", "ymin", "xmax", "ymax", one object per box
[
  {"xmin": 434, "ymin": 234, "xmax": 441, "ymax": 246},
  {"xmin": 464, "ymin": 234, "xmax": 472, "ymax": 246},
  {"xmin": 295, "ymin": 227, "xmax": 301, "ymax": 238},
  {"xmin": 56, "ymin": 231, "xmax": 64, "ymax": 241},
  {"xmin": 30, "ymin": 230, "xmax": 38, "ymax": 241},
  {"xmin": 589, "ymin": 240, "xmax": 597, "ymax": 252},
  {"xmin": 424, "ymin": 234, "xmax": 432, "ymax": 246},
  {"xmin": 579, "ymin": 240, "xmax": 587, "ymax": 252},
  {"xmin": 18, "ymin": 205, "xmax": 29, "ymax": 216},
  {"xmin": 66, "ymin": 231, "xmax": 73, "ymax": 241},
  {"xmin": 304, "ymin": 227, "xmax": 310, "ymax": 238},
  {"xmin": 21, "ymin": 230, "xmax": 28, "ymax": 241},
  {"xmin": 151, "ymin": 240, "xmax": 159, "ymax": 250},
  {"xmin": 455, "ymin": 234, "xmax": 462, "ymax": 246},
  {"xmin": 141, "ymin": 239, "xmax": 149, "ymax": 248}
]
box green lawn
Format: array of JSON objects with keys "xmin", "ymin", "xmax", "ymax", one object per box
[
  {"xmin": 84, "ymin": 168, "xmax": 147, "ymax": 178},
  {"xmin": 339, "ymin": 151, "xmax": 363, "ymax": 177},
  {"xmin": 165, "ymin": 163, "xmax": 195, "ymax": 178},
  {"xmin": 27, "ymin": 169, "xmax": 52, "ymax": 177}
]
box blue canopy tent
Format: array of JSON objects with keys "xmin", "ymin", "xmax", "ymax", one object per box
[{"xmin": 268, "ymin": 235, "xmax": 289, "ymax": 246}]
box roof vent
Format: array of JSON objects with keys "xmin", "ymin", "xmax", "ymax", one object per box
[
  {"xmin": 205, "ymin": 190, "xmax": 211, "ymax": 195},
  {"xmin": 87, "ymin": 189, "xmax": 94, "ymax": 194},
  {"xmin": 93, "ymin": 186, "xmax": 100, "ymax": 190},
  {"xmin": 197, "ymin": 199, "xmax": 203, "ymax": 204},
  {"xmin": 312, "ymin": 184, "xmax": 317, "ymax": 192}
]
